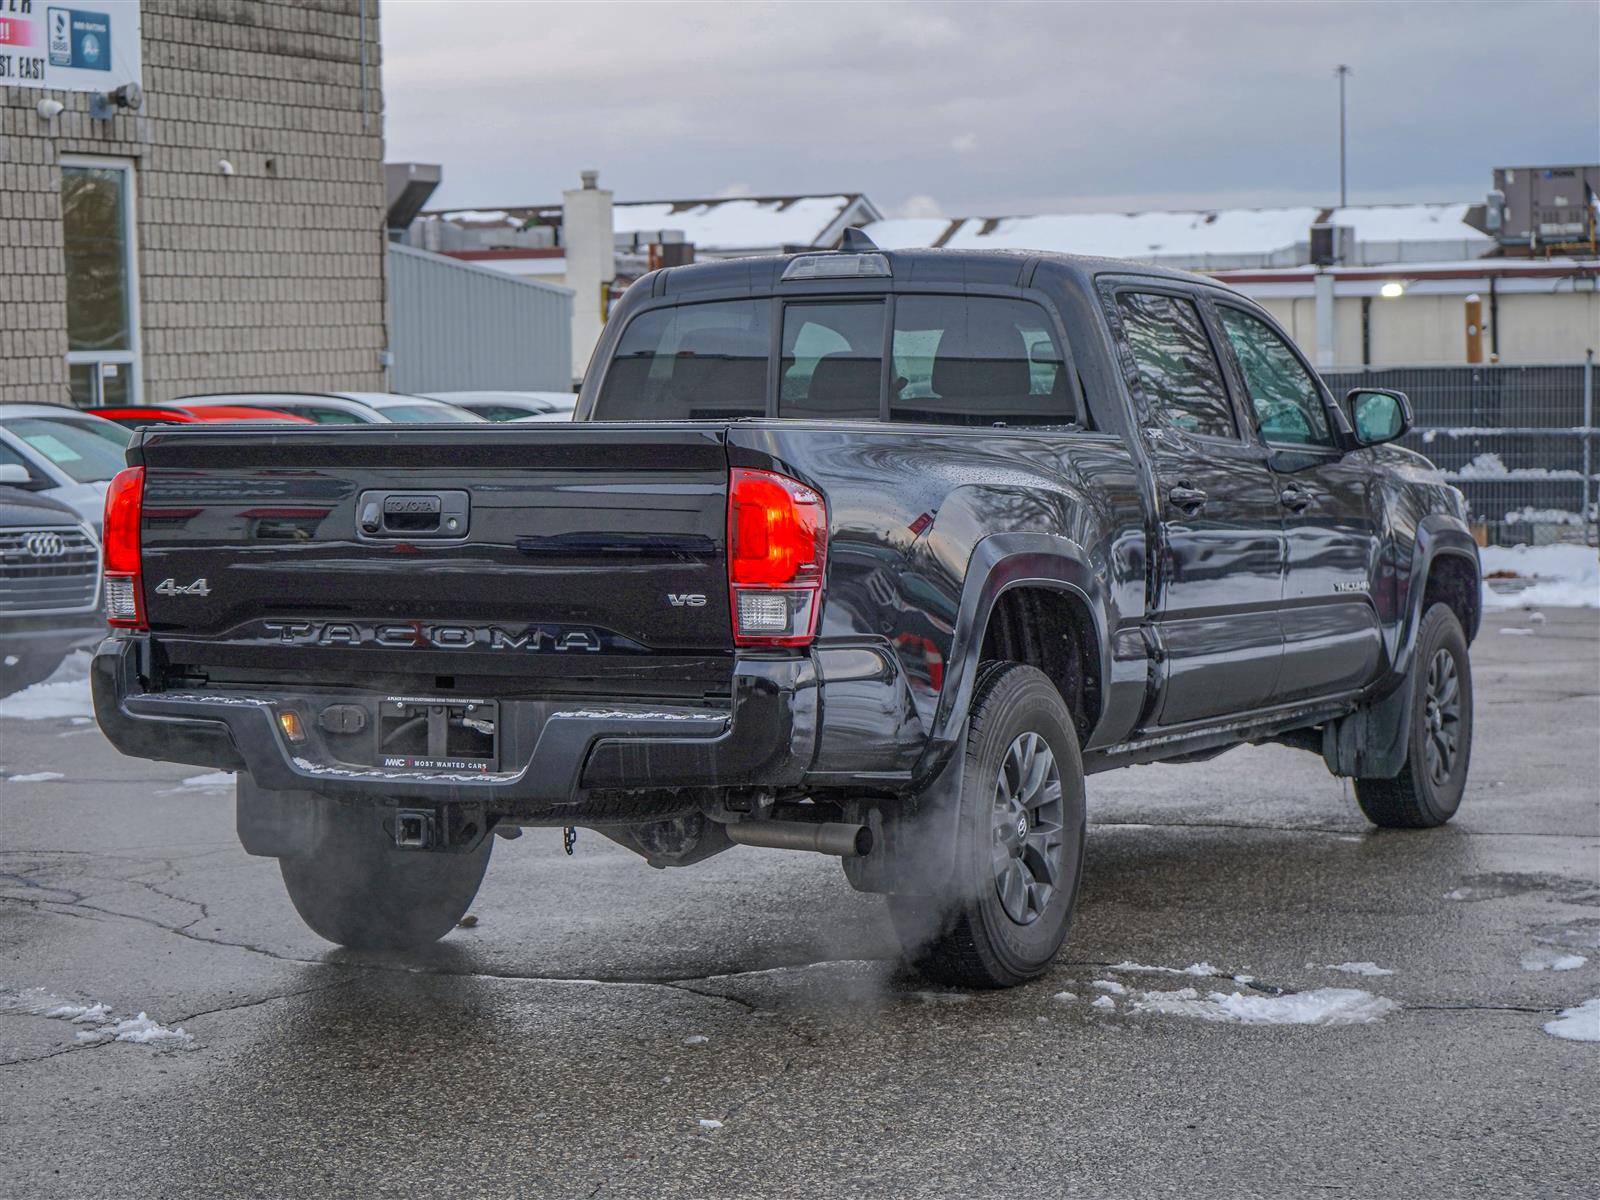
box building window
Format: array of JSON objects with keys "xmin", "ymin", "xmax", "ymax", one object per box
[{"xmin": 61, "ymin": 159, "xmax": 140, "ymax": 407}]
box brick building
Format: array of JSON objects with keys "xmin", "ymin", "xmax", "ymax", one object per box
[{"xmin": 0, "ymin": 0, "xmax": 388, "ymax": 406}]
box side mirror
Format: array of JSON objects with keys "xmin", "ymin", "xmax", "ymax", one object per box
[
  {"xmin": 0, "ymin": 463, "xmax": 33, "ymax": 485},
  {"xmin": 1346, "ymin": 388, "xmax": 1413, "ymax": 447}
]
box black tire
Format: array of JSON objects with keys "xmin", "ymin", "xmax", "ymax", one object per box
[
  {"xmin": 278, "ymin": 798, "xmax": 491, "ymax": 950},
  {"xmin": 887, "ymin": 662, "xmax": 1087, "ymax": 989},
  {"xmin": 1354, "ymin": 603, "xmax": 1473, "ymax": 829}
]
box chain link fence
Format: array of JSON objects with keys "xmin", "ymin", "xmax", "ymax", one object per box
[{"xmin": 1321, "ymin": 361, "xmax": 1598, "ymax": 547}]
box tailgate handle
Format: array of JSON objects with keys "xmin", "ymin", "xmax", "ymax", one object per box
[{"xmin": 357, "ymin": 490, "xmax": 469, "ymax": 539}]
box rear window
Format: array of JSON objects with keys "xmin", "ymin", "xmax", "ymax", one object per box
[
  {"xmin": 594, "ymin": 300, "xmax": 770, "ymax": 420},
  {"xmin": 595, "ymin": 295, "xmax": 1079, "ymax": 428},
  {"xmin": 891, "ymin": 296, "xmax": 1073, "ymax": 427}
]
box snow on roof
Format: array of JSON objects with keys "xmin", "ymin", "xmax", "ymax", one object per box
[
  {"xmin": 865, "ymin": 202, "xmax": 1490, "ymax": 262},
  {"xmin": 612, "ymin": 195, "xmax": 867, "ymax": 250},
  {"xmin": 1325, "ymin": 202, "xmax": 1492, "ymax": 244},
  {"xmin": 433, "ymin": 194, "xmax": 875, "ymax": 252}
]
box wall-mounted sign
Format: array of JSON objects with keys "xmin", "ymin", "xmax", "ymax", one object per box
[{"xmin": 0, "ymin": 0, "xmax": 140, "ymax": 93}]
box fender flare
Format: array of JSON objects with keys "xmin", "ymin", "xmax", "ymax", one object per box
[
  {"xmin": 911, "ymin": 532, "xmax": 1110, "ymax": 787},
  {"xmin": 845, "ymin": 535, "xmax": 1107, "ymax": 896},
  {"xmin": 1324, "ymin": 516, "xmax": 1479, "ymax": 780}
]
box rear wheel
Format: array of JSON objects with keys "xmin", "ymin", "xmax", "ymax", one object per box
[
  {"xmin": 888, "ymin": 663, "xmax": 1087, "ymax": 989},
  {"xmin": 278, "ymin": 798, "xmax": 491, "ymax": 950},
  {"xmin": 1354, "ymin": 603, "xmax": 1473, "ymax": 829}
]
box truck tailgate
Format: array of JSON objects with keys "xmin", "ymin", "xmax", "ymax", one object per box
[{"xmin": 132, "ymin": 424, "xmax": 733, "ymax": 691}]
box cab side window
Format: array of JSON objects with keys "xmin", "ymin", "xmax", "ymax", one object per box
[
  {"xmin": 1116, "ymin": 292, "xmax": 1237, "ymax": 439},
  {"xmin": 1217, "ymin": 306, "xmax": 1333, "ymax": 448}
]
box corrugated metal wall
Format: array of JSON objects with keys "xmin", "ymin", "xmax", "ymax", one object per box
[{"xmin": 387, "ymin": 243, "xmax": 574, "ymax": 393}]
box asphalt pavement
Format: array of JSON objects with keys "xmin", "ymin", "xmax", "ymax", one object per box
[{"xmin": 2, "ymin": 608, "xmax": 1596, "ymax": 1199}]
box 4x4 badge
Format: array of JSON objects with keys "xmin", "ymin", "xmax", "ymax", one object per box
[{"xmin": 155, "ymin": 577, "xmax": 211, "ymax": 597}]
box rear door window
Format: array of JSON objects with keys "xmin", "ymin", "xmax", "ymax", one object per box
[
  {"xmin": 890, "ymin": 296, "xmax": 1074, "ymax": 427},
  {"xmin": 1115, "ymin": 292, "xmax": 1238, "ymax": 439},
  {"xmin": 778, "ymin": 303, "xmax": 884, "ymax": 420},
  {"xmin": 595, "ymin": 300, "xmax": 771, "ymax": 420}
]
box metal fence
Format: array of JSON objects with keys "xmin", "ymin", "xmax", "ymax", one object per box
[{"xmin": 1321, "ymin": 360, "xmax": 1598, "ymax": 547}]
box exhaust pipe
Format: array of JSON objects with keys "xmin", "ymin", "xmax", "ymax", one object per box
[{"xmin": 725, "ymin": 819, "xmax": 873, "ymax": 858}]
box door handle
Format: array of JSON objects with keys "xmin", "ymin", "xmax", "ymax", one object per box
[
  {"xmin": 1279, "ymin": 484, "xmax": 1313, "ymax": 512},
  {"xmin": 1167, "ymin": 484, "xmax": 1208, "ymax": 512}
]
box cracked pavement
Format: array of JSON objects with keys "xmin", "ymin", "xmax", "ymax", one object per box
[{"xmin": 1, "ymin": 608, "xmax": 1596, "ymax": 1198}]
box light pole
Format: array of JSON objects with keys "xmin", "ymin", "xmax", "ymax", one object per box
[{"xmin": 1335, "ymin": 64, "xmax": 1352, "ymax": 208}]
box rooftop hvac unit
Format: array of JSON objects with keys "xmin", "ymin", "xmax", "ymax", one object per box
[{"xmin": 1310, "ymin": 223, "xmax": 1352, "ymax": 267}]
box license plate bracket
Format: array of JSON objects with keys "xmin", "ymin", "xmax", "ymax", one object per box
[{"xmin": 377, "ymin": 696, "xmax": 498, "ymax": 772}]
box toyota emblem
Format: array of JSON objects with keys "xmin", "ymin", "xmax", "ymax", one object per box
[{"xmin": 23, "ymin": 532, "xmax": 66, "ymax": 558}]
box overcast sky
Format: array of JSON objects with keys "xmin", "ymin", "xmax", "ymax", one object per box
[{"xmin": 382, "ymin": 0, "xmax": 1600, "ymax": 217}]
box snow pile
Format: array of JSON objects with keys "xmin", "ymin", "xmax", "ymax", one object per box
[
  {"xmin": 4, "ymin": 772, "xmax": 64, "ymax": 783},
  {"xmin": 1543, "ymin": 999, "xmax": 1600, "ymax": 1043},
  {"xmin": 1521, "ymin": 949, "xmax": 1587, "ymax": 972},
  {"xmin": 0, "ymin": 651, "xmax": 95, "ymax": 721},
  {"xmin": 1107, "ymin": 961, "xmax": 1220, "ymax": 977},
  {"xmin": 1090, "ymin": 995, "xmax": 1116, "ymax": 1010},
  {"xmin": 1325, "ymin": 962, "xmax": 1395, "ymax": 977},
  {"xmin": 1126, "ymin": 986, "xmax": 1397, "ymax": 1026},
  {"xmin": 1090, "ymin": 979, "xmax": 1128, "ymax": 994},
  {"xmin": 181, "ymin": 773, "xmax": 234, "ymax": 790},
  {"xmin": 1481, "ymin": 544, "xmax": 1599, "ymax": 610},
  {"xmin": 0, "ymin": 987, "xmax": 193, "ymax": 1050},
  {"xmin": 697, "ymin": 1118, "xmax": 723, "ymax": 1132}
]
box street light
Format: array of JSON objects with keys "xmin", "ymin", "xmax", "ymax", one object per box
[
  {"xmin": 1335, "ymin": 65, "xmax": 1352, "ymax": 208},
  {"xmin": 1380, "ymin": 281, "xmax": 1406, "ymax": 299}
]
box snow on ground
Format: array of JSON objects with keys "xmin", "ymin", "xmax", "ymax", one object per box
[
  {"xmin": 1107, "ymin": 961, "xmax": 1220, "ymax": 977},
  {"xmin": 0, "ymin": 987, "xmax": 194, "ymax": 1050},
  {"xmin": 1481, "ymin": 544, "xmax": 1599, "ymax": 610},
  {"xmin": 1521, "ymin": 949, "xmax": 1588, "ymax": 972},
  {"xmin": 1090, "ymin": 995, "xmax": 1116, "ymax": 1010},
  {"xmin": 1125, "ymin": 986, "xmax": 1397, "ymax": 1026},
  {"xmin": 1324, "ymin": 962, "xmax": 1396, "ymax": 977},
  {"xmin": 4, "ymin": 772, "xmax": 64, "ymax": 783},
  {"xmin": 0, "ymin": 651, "xmax": 95, "ymax": 720},
  {"xmin": 1090, "ymin": 979, "xmax": 1128, "ymax": 994},
  {"xmin": 1542, "ymin": 999, "xmax": 1600, "ymax": 1043},
  {"xmin": 182, "ymin": 772, "xmax": 235, "ymax": 790}
]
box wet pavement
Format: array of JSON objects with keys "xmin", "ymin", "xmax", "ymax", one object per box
[{"xmin": 2, "ymin": 608, "xmax": 1596, "ymax": 1198}]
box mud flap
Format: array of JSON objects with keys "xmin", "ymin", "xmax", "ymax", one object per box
[
  {"xmin": 237, "ymin": 778, "xmax": 490, "ymax": 857},
  {"xmin": 1322, "ymin": 678, "xmax": 1412, "ymax": 780},
  {"xmin": 842, "ymin": 724, "xmax": 966, "ymax": 896},
  {"xmin": 236, "ymin": 777, "xmax": 325, "ymax": 858}
]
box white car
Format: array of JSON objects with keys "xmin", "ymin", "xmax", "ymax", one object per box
[
  {"xmin": 422, "ymin": 391, "xmax": 577, "ymax": 421},
  {"xmin": 0, "ymin": 404, "xmax": 133, "ymax": 532},
  {"xmin": 168, "ymin": 392, "xmax": 487, "ymax": 425}
]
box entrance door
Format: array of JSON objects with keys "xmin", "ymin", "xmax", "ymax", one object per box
[
  {"xmin": 1213, "ymin": 301, "xmax": 1384, "ymax": 702},
  {"xmin": 1113, "ymin": 289, "xmax": 1286, "ymax": 727}
]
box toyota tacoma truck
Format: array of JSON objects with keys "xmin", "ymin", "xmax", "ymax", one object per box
[{"xmin": 93, "ymin": 240, "xmax": 1480, "ymax": 988}]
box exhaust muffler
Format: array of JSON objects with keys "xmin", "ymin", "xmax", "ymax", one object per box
[{"xmin": 725, "ymin": 819, "xmax": 873, "ymax": 858}]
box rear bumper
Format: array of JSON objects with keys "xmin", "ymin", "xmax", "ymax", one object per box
[{"xmin": 91, "ymin": 637, "xmax": 818, "ymax": 813}]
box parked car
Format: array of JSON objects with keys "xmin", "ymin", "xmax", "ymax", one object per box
[
  {"xmin": 92, "ymin": 243, "xmax": 1479, "ymax": 988},
  {"xmin": 0, "ymin": 487, "xmax": 101, "ymax": 698},
  {"xmin": 86, "ymin": 405, "xmax": 316, "ymax": 429},
  {"xmin": 422, "ymin": 391, "xmax": 577, "ymax": 421},
  {"xmin": 168, "ymin": 393, "xmax": 486, "ymax": 424},
  {"xmin": 0, "ymin": 404, "xmax": 132, "ymax": 533}
]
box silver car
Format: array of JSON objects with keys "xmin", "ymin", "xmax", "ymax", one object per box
[{"xmin": 0, "ymin": 404, "xmax": 133, "ymax": 532}]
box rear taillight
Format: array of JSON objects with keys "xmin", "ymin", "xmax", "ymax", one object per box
[
  {"xmin": 728, "ymin": 467, "xmax": 827, "ymax": 647},
  {"xmin": 103, "ymin": 465, "xmax": 146, "ymax": 628}
]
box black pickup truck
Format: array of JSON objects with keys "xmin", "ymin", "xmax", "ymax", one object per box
[{"xmin": 93, "ymin": 242, "xmax": 1480, "ymax": 987}]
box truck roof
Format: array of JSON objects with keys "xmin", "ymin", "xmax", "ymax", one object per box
[{"xmin": 654, "ymin": 245, "xmax": 1227, "ymax": 298}]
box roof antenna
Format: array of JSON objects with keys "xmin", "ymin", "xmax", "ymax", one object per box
[{"xmin": 840, "ymin": 226, "xmax": 879, "ymax": 252}]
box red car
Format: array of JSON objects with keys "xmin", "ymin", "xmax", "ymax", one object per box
[{"xmin": 85, "ymin": 405, "xmax": 314, "ymax": 428}]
